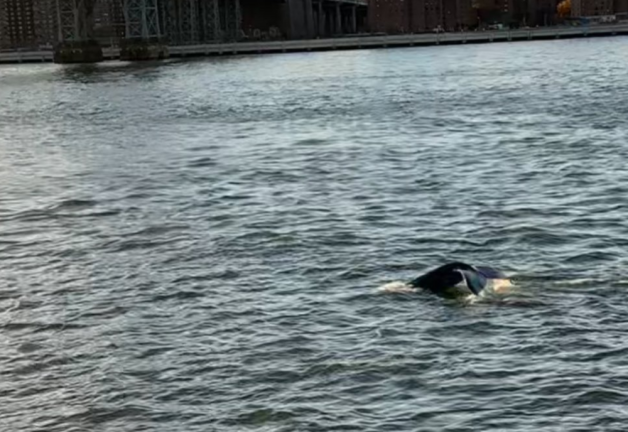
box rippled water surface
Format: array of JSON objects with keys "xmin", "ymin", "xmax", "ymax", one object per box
[{"xmin": 2, "ymin": 38, "xmax": 628, "ymax": 431}]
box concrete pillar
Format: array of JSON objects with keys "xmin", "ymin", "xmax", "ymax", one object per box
[
  {"xmin": 285, "ymin": 0, "xmax": 299, "ymax": 39},
  {"xmin": 303, "ymin": 0, "xmax": 315, "ymax": 38},
  {"xmin": 120, "ymin": 40, "xmax": 169, "ymax": 61},
  {"xmin": 318, "ymin": 2, "xmax": 325, "ymax": 37},
  {"xmin": 284, "ymin": 0, "xmax": 295, "ymax": 39},
  {"xmin": 335, "ymin": 3, "xmax": 342, "ymax": 35},
  {"xmin": 53, "ymin": 41, "xmax": 103, "ymax": 64},
  {"xmin": 340, "ymin": 9, "xmax": 345, "ymax": 33},
  {"xmin": 325, "ymin": 5, "xmax": 332, "ymax": 35},
  {"xmin": 284, "ymin": 0, "xmax": 316, "ymax": 39},
  {"xmin": 351, "ymin": 6, "xmax": 357, "ymax": 33}
]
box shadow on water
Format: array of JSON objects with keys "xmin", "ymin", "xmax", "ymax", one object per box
[
  {"xmin": 54, "ymin": 59, "xmax": 177, "ymax": 83},
  {"xmin": 52, "ymin": 54, "xmax": 270, "ymax": 84}
]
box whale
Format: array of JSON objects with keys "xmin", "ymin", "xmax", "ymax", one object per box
[
  {"xmin": 377, "ymin": 262, "xmax": 513, "ymax": 297},
  {"xmin": 409, "ymin": 262, "xmax": 512, "ymax": 297}
]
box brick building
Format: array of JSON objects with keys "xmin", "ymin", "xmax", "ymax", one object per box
[
  {"xmin": 368, "ymin": 0, "xmax": 406, "ymax": 32},
  {"xmin": 33, "ymin": 0, "xmax": 57, "ymax": 48},
  {"xmin": 368, "ymin": 0, "xmax": 475, "ymax": 33},
  {"xmin": 523, "ymin": 0, "xmax": 557, "ymax": 26},
  {"xmin": 0, "ymin": 0, "xmax": 37, "ymax": 49},
  {"xmin": 472, "ymin": 0, "xmax": 521, "ymax": 27},
  {"xmin": 580, "ymin": 0, "xmax": 613, "ymax": 14}
]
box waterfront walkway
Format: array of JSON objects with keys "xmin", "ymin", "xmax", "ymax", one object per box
[{"xmin": 2, "ymin": 24, "xmax": 627, "ymax": 64}]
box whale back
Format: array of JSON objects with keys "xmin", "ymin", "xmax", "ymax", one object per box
[
  {"xmin": 410, "ymin": 262, "xmax": 473, "ymax": 293},
  {"xmin": 409, "ymin": 262, "xmax": 505, "ymax": 297}
]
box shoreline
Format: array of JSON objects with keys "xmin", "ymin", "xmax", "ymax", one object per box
[{"xmin": 1, "ymin": 24, "xmax": 627, "ymax": 65}]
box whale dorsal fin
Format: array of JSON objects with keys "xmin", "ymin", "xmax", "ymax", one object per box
[{"xmin": 457, "ymin": 269, "xmax": 488, "ymax": 296}]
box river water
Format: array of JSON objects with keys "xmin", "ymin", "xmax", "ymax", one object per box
[{"xmin": 1, "ymin": 37, "xmax": 628, "ymax": 431}]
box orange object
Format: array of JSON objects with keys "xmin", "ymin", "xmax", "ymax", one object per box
[{"xmin": 557, "ymin": 0, "xmax": 571, "ymax": 17}]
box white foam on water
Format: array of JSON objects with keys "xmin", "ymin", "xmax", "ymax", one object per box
[
  {"xmin": 464, "ymin": 278, "xmax": 517, "ymax": 304},
  {"xmin": 463, "ymin": 294, "xmax": 482, "ymax": 304},
  {"xmin": 554, "ymin": 278, "xmax": 597, "ymax": 286},
  {"xmin": 376, "ymin": 278, "xmax": 516, "ymax": 295},
  {"xmin": 375, "ymin": 281, "xmax": 417, "ymax": 294},
  {"xmin": 489, "ymin": 278, "xmax": 515, "ymax": 293}
]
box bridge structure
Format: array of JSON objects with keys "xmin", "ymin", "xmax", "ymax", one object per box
[
  {"xmin": 240, "ymin": 0, "xmax": 368, "ymax": 41},
  {"xmin": 51, "ymin": 0, "xmax": 367, "ymax": 63}
]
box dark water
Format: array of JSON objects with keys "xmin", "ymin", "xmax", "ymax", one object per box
[{"xmin": 2, "ymin": 38, "xmax": 628, "ymax": 431}]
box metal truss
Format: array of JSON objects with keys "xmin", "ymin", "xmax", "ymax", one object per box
[
  {"xmin": 159, "ymin": 0, "xmax": 178, "ymax": 43},
  {"xmin": 161, "ymin": 0, "xmax": 238, "ymax": 44},
  {"xmin": 123, "ymin": 0, "xmax": 161, "ymax": 39},
  {"xmin": 0, "ymin": 0, "xmax": 8, "ymax": 44},
  {"xmin": 222, "ymin": 0, "xmax": 241, "ymax": 41},
  {"xmin": 51, "ymin": 0, "xmax": 240, "ymax": 46},
  {"xmin": 55, "ymin": 0, "xmax": 95, "ymax": 41},
  {"xmin": 199, "ymin": 0, "xmax": 220, "ymax": 42},
  {"xmin": 178, "ymin": 0, "xmax": 199, "ymax": 44}
]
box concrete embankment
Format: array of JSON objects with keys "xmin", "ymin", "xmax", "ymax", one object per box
[{"xmin": 1, "ymin": 24, "xmax": 627, "ymax": 64}]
